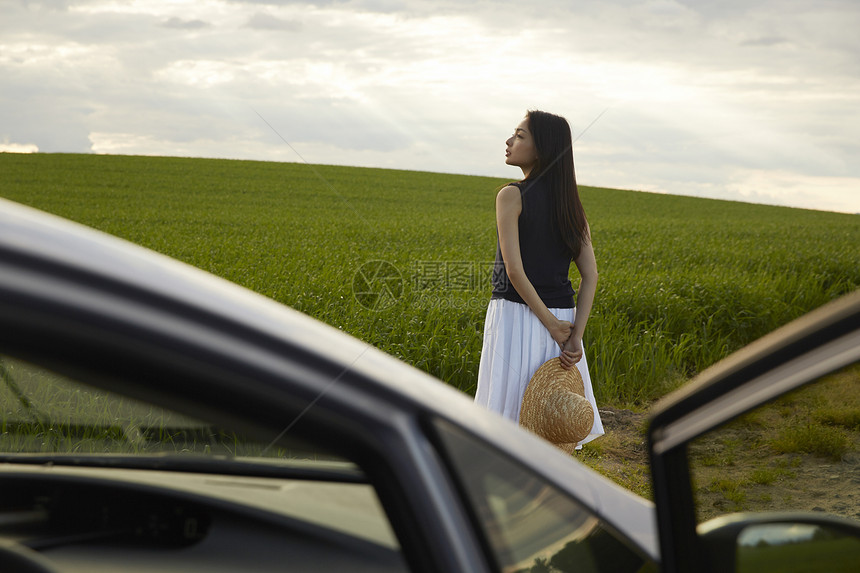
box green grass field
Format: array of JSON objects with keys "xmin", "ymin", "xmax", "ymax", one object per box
[{"xmin": 2, "ymin": 153, "xmax": 858, "ymax": 407}]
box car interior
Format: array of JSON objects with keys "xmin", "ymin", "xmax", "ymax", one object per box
[{"xmin": 0, "ymin": 355, "xmax": 408, "ymax": 572}]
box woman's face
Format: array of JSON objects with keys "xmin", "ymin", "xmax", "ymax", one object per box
[{"xmin": 505, "ymin": 117, "xmax": 538, "ymax": 175}]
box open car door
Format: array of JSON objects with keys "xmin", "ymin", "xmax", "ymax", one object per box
[{"xmin": 648, "ymin": 290, "xmax": 860, "ymax": 573}]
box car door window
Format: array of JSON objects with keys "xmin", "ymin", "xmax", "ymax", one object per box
[
  {"xmin": 433, "ymin": 419, "xmax": 657, "ymax": 573},
  {"xmin": 0, "ymin": 354, "xmax": 344, "ymax": 462},
  {"xmin": 688, "ymin": 362, "xmax": 859, "ymax": 525}
]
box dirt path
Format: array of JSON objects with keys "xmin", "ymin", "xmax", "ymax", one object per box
[{"xmin": 582, "ymin": 406, "xmax": 860, "ymax": 523}]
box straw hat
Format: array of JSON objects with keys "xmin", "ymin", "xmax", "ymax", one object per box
[{"xmin": 520, "ymin": 358, "xmax": 594, "ymax": 453}]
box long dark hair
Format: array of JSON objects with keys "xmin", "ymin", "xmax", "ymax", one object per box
[{"xmin": 523, "ymin": 110, "xmax": 589, "ymax": 259}]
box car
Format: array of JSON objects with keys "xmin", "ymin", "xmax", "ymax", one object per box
[{"xmin": 0, "ymin": 197, "xmax": 857, "ymax": 573}]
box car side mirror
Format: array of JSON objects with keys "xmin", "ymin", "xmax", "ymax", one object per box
[{"xmin": 698, "ymin": 513, "xmax": 860, "ymax": 573}]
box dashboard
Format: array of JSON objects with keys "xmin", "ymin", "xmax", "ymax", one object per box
[{"xmin": 0, "ymin": 465, "xmax": 407, "ymax": 572}]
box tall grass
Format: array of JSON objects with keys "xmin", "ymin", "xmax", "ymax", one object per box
[{"xmin": 2, "ymin": 153, "xmax": 858, "ymax": 406}]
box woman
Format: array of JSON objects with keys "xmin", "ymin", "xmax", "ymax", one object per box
[{"xmin": 474, "ymin": 110, "xmax": 604, "ymax": 447}]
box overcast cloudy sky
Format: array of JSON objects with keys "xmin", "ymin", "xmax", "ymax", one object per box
[{"xmin": 2, "ymin": 0, "xmax": 859, "ymax": 213}]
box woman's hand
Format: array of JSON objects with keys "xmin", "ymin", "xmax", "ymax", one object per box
[
  {"xmin": 550, "ymin": 318, "xmax": 573, "ymax": 349},
  {"xmin": 559, "ymin": 333, "xmax": 583, "ymax": 370}
]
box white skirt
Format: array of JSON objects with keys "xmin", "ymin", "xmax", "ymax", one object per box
[{"xmin": 474, "ymin": 298, "xmax": 604, "ymax": 447}]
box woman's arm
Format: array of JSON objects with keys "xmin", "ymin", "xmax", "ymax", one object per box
[
  {"xmin": 560, "ymin": 228, "xmax": 598, "ymax": 367},
  {"xmin": 496, "ymin": 185, "xmax": 572, "ymax": 348}
]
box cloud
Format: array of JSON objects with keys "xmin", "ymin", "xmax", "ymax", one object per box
[
  {"xmin": 1, "ymin": 0, "xmax": 858, "ymax": 213},
  {"xmin": 244, "ymin": 12, "xmax": 302, "ymax": 31},
  {"xmin": 161, "ymin": 17, "xmax": 210, "ymax": 30},
  {"xmin": 740, "ymin": 36, "xmax": 790, "ymax": 47},
  {"xmin": 0, "ymin": 141, "xmax": 39, "ymax": 153}
]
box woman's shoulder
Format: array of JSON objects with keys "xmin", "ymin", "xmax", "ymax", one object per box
[
  {"xmin": 497, "ymin": 183, "xmax": 522, "ymax": 199},
  {"xmin": 496, "ymin": 183, "xmax": 523, "ymax": 212},
  {"xmin": 498, "ymin": 181, "xmax": 525, "ymax": 197}
]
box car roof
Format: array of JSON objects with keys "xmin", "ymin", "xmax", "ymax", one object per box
[{"xmin": 0, "ymin": 198, "xmax": 658, "ymax": 559}]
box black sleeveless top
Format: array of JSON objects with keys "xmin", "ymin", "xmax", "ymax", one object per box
[{"xmin": 491, "ymin": 179, "xmax": 576, "ymax": 308}]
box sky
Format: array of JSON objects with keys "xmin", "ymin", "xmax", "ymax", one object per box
[{"xmin": 2, "ymin": 0, "xmax": 859, "ymax": 214}]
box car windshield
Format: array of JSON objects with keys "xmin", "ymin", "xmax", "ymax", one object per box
[{"xmin": 0, "ymin": 354, "xmax": 347, "ymax": 467}]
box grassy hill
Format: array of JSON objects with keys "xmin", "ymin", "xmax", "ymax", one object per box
[{"xmin": 2, "ymin": 152, "xmax": 858, "ymax": 406}]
